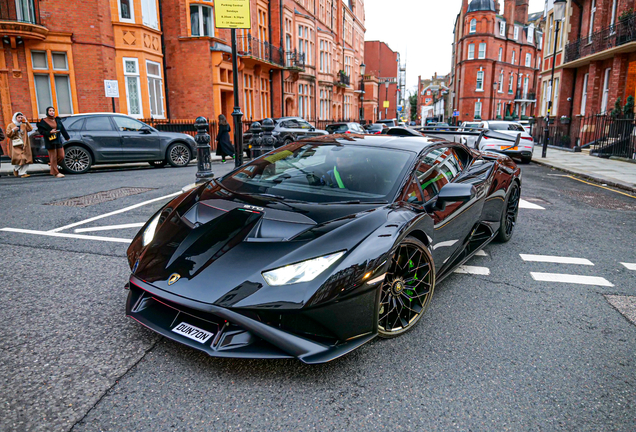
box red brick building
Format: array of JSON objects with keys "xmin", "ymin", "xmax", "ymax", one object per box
[
  {"xmin": 541, "ymin": 0, "xmax": 636, "ymax": 119},
  {"xmin": 364, "ymin": 40, "xmax": 399, "ymax": 121},
  {"xmin": 417, "ymin": 73, "xmax": 449, "ymax": 122},
  {"xmin": 450, "ymin": 0, "xmax": 543, "ymax": 123},
  {"xmin": 0, "ymin": 0, "xmax": 366, "ymax": 154}
]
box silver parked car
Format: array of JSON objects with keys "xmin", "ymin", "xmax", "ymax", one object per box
[{"xmin": 477, "ymin": 121, "xmax": 534, "ymax": 164}]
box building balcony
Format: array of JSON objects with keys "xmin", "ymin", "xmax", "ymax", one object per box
[
  {"xmin": 514, "ymin": 90, "xmax": 536, "ymax": 102},
  {"xmin": 285, "ymin": 50, "xmax": 305, "ymax": 71},
  {"xmin": 337, "ymin": 70, "xmax": 350, "ymax": 86},
  {"xmin": 0, "ymin": 0, "xmax": 48, "ymax": 40},
  {"xmin": 564, "ymin": 16, "xmax": 636, "ymax": 65},
  {"xmin": 236, "ymin": 34, "xmax": 285, "ymax": 68}
]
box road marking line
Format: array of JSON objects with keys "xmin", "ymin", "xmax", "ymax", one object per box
[
  {"xmin": 621, "ymin": 262, "xmax": 636, "ymax": 271},
  {"xmin": 530, "ymin": 272, "xmax": 614, "ymax": 287},
  {"xmin": 74, "ymin": 222, "xmax": 145, "ymax": 233},
  {"xmin": 49, "ymin": 191, "xmax": 181, "ymax": 233},
  {"xmin": 604, "ymin": 295, "xmax": 636, "ymax": 325},
  {"xmin": 454, "ymin": 265, "xmax": 490, "ymax": 275},
  {"xmin": 474, "ymin": 250, "xmax": 488, "ymax": 257},
  {"xmin": 0, "ymin": 228, "xmax": 131, "ymax": 244},
  {"xmin": 519, "ymin": 199, "xmax": 545, "ymax": 210},
  {"xmin": 564, "ymin": 175, "xmax": 636, "ymax": 199},
  {"xmin": 520, "ymin": 254, "xmax": 594, "ymax": 266}
]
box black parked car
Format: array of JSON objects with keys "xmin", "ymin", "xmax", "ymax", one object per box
[
  {"xmin": 325, "ymin": 122, "xmax": 366, "ymax": 134},
  {"xmin": 31, "ymin": 113, "xmax": 197, "ymax": 174},
  {"xmin": 125, "ymin": 134, "xmax": 521, "ymax": 364},
  {"xmin": 244, "ymin": 117, "xmax": 327, "ymax": 152},
  {"xmin": 365, "ymin": 123, "xmax": 385, "ymax": 135}
]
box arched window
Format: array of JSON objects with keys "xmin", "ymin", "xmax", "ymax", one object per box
[
  {"xmin": 190, "ymin": 4, "xmax": 214, "ymax": 37},
  {"xmin": 469, "ymin": 19, "xmax": 476, "ymax": 33}
]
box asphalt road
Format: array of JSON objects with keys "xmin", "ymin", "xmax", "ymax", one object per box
[{"xmin": 0, "ymin": 160, "xmax": 635, "ymax": 431}]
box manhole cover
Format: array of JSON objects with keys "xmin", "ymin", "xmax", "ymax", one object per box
[
  {"xmin": 564, "ymin": 190, "xmax": 636, "ymax": 211},
  {"xmin": 48, "ymin": 187, "xmax": 155, "ymax": 207}
]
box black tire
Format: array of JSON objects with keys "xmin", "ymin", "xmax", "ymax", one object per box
[
  {"xmin": 283, "ymin": 138, "xmax": 293, "ymax": 147},
  {"xmin": 63, "ymin": 145, "xmax": 92, "ymax": 174},
  {"xmin": 495, "ymin": 182, "xmax": 520, "ymax": 243},
  {"xmin": 167, "ymin": 142, "xmax": 192, "ymax": 167},
  {"xmin": 378, "ymin": 237, "xmax": 436, "ymax": 339},
  {"xmin": 149, "ymin": 160, "xmax": 167, "ymax": 168},
  {"xmin": 520, "ymin": 155, "xmax": 532, "ymax": 164}
]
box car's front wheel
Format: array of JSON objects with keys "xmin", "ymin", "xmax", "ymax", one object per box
[
  {"xmin": 495, "ymin": 182, "xmax": 520, "ymax": 242},
  {"xmin": 378, "ymin": 237, "xmax": 436, "ymax": 338},
  {"xmin": 149, "ymin": 160, "xmax": 167, "ymax": 168},
  {"xmin": 63, "ymin": 145, "xmax": 93, "ymax": 174},
  {"xmin": 167, "ymin": 143, "xmax": 192, "ymax": 167}
]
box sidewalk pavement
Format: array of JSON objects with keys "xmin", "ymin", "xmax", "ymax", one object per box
[{"xmin": 531, "ymin": 145, "xmax": 636, "ymax": 193}]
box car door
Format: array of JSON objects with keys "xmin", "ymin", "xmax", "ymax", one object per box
[
  {"xmin": 113, "ymin": 116, "xmax": 162, "ymax": 161},
  {"xmin": 81, "ymin": 115, "xmax": 121, "ymax": 162},
  {"xmin": 414, "ymin": 146, "xmax": 480, "ymax": 271}
]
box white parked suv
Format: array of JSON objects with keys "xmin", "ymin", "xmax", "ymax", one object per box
[{"xmin": 477, "ymin": 121, "xmax": 534, "ymax": 164}]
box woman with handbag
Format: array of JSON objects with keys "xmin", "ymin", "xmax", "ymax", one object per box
[
  {"xmin": 37, "ymin": 106, "xmax": 70, "ymax": 178},
  {"xmin": 6, "ymin": 112, "xmax": 33, "ymax": 178}
]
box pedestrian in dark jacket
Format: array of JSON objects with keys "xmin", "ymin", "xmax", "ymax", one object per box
[
  {"xmin": 37, "ymin": 106, "xmax": 70, "ymax": 178},
  {"xmin": 215, "ymin": 114, "xmax": 235, "ymax": 163},
  {"xmin": 0, "ymin": 125, "xmax": 4, "ymax": 177}
]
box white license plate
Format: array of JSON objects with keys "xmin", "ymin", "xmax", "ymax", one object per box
[{"xmin": 171, "ymin": 322, "xmax": 214, "ymax": 344}]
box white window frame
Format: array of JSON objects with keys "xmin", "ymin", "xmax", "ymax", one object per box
[
  {"xmin": 474, "ymin": 100, "xmax": 482, "ymax": 118},
  {"xmin": 141, "ymin": 0, "xmax": 158, "ymax": 29},
  {"xmin": 33, "ymin": 73, "xmax": 53, "ymax": 118},
  {"xmin": 498, "ymin": 71, "xmax": 504, "ymax": 92},
  {"xmin": 509, "ymin": 73, "xmax": 514, "ymax": 93},
  {"xmin": 514, "ymin": 25, "xmax": 519, "ymax": 40},
  {"xmin": 478, "ymin": 43, "xmax": 486, "ymax": 59},
  {"xmin": 51, "ymin": 52, "xmax": 69, "ymax": 71},
  {"xmin": 467, "ymin": 44, "xmax": 474, "ymax": 60},
  {"xmin": 600, "ymin": 68, "xmax": 611, "ymax": 113},
  {"xmin": 525, "ymin": 53, "xmax": 531, "ymax": 67},
  {"xmin": 31, "ymin": 50, "xmax": 48, "ymax": 70},
  {"xmin": 511, "ymin": 50, "xmax": 515, "ymax": 64},
  {"xmin": 498, "ymin": 47, "xmax": 502, "ymax": 61},
  {"xmin": 190, "ymin": 4, "xmax": 215, "ymax": 37},
  {"xmin": 581, "ymin": 73, "xmax": 589, "ymax": 115},
  {"xmin": 497, "ymin": 102, "xmax": 502, "ymax": 117},
  {"xmin": 499, "ymin": 21, "xmax": 506, "ymax": 36},
  {"xmin": 523, "ymin": 76, "xmax": 529, "ymax": 97},
  {"xmin": 528, "ymin": 26, "xmax": 534, "ymax": 43},
  {"xmin": 123, "ymin": 57, "xmax": 143, "ymax": 118},
  {"xmin": 476, "ymin": 70, "xmax": 484, "ymax": 91},
  {"xmin": 610, "ymin": 0, "xmax": 618, "ymax": 32},
  {"xmin": 117, "ymin": 0, "xmax": 135, "ymax": 24},
  {"xmin": 588, "ymin": 0, "xmax": 596, "ymax": 43},
  {"xmin": 469, "ymin": 19, "xmax": 476, "ymax": 33},
  {"xmin": 146, "ymin": 60, "xmax": 164, "ymax": 118},
  {"xmin": 54, "ymin": 74, "xmax": 74, "ymax": 116},
  {"xmin": 537, "ymin": 33, "xmax": 543, "ymax": 49}
]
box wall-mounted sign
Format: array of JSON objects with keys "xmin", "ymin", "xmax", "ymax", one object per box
[
  {"xmin": 104, "ymin": 80, "xmax": 119, "ymax": 98},
  {"xmin": 383, "ymin": 101, "xmax": 390, "ymax": 108},
  {"xmin": 214, "ymin": 0, "xmax": 251, "ymax": 29}
]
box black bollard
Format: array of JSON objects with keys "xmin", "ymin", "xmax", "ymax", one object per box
[
  {"xmin": 248, "ymin": 122, "xmax": 263, "ymax": 158},
  {"xmin": 261, "ymin": 118, "xmax": 277, "ymax": 154},
  {"xmin": 195, "ymin": 116, "xmax": 214, "ymax": 184}
]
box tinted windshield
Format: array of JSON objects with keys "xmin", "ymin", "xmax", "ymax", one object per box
[
  {"xmin": 219, "ymin": 142, "xmax": 414, "ymax": 203},
  {"xmin": 326, "ymin": 124, "xmax": 348, "ymax": 133}
]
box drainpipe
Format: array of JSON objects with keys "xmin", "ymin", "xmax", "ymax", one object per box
[
  {"xmin": 268, "ymin": 0, "xmax": 274, "ymax": 118},
  {"xmin": 280, "ymin": 0, "xmax": 285, "ymax": 117},
  {"xmin": 568, "ymin": 0, "xmax": 584, "ymax": 151},
  {"xmin": 158, "ymin": 0, "xmax": 170, "ymax": 119}
]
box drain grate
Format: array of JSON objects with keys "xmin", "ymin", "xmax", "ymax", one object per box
[{"xmin": 48, "ymin": 187, "xmax": 156, "ymax": 207}]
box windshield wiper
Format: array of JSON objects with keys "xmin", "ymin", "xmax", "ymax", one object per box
[{"xmin": 326, "ymin": 200, "xmax": 388, "ymax": 204}]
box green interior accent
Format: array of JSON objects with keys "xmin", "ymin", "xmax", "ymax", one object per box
[
  {"xmin": 333, "ymin": 166, "xmax": 345, "ymax": 189},
  {"xmin": 420, "ymin": 174, "xmax": 444, "ymax": 191}
]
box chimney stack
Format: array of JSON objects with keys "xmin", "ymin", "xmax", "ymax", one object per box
[
  {"xmin": 515, "ymin": 0, "xmax": 529, "ymax": 24},
  {"xmin": 503, "ymin": 0, "xmax": 516, "ymax": 36}
]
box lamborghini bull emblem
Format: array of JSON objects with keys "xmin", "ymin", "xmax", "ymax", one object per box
[{"xmin": 168, "ymin": 273, "xmax": 181, "ymax": 285}]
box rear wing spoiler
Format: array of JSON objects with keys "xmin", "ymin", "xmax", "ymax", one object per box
[{"xmin": 415, "ymin": 126, "xmax": 521, "ymax": 147}]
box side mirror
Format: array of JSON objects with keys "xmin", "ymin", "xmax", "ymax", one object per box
[
  {"xmin": 434, "ymin": 183, "xmax": 476, "ymax": 211},
  {"xmin": 140, "ymin": 126, "xmax": 152, "ymax": 134},
  {"xmin": 310, "ymin": 127, "xmax": 316, "ymax": 131}
]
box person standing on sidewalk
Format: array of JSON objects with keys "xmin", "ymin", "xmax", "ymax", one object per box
[
  {"xmin": 6, "ymin": 112, "xmax": 33, "ymax": 178},
  {"xmin": 215, "ymin": 114, "xmax": 235, "ymax": 163},
  {"xmin": 37, "ymin": 106, "xmax": 70, "ymax": 178},
  {"xmin": 0, "ymin": 125, "xmax": 5, "ymax": 177}
]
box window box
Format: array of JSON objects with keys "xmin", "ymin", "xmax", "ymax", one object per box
[{"xmin": 559, "ymin": 116, "xmax": 571, "ymax": 124}]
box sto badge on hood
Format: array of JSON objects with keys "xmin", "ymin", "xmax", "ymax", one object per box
[{"xmin": 168, "ymin": 273, "xmax": 181, "ymax": 285}]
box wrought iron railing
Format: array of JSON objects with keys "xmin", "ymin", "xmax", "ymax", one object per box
[
  {"xmin": 338, "ymin": 71, "xmax": 350, "ymax": 86},
  {"xmin": 565, "ymin": 16, "xmax": 636, "ymax": 63},
  {"xmin": 514, "ymin": 90, "xmax": 536, "ymax": 101},
  {"xmin": 0, "ymin": 0, "xmax": 41, "ymax": 24},
  {"xmin": 236, "ymin": 35, "xmax": 285, "ymax": 67},
  {"xmin": 285, "ymin": 50, "xmax": 305, "ymax": 70}
]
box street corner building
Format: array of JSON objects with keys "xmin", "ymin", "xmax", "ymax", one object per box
[
  {"xmin": 449, "ymin": 0, "xmax": 544, "ymax": 124},
  {"xmin": 0, "ymin": 0, "xmax": 367, "ymax": 155}
]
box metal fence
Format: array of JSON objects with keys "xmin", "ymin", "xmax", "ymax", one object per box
[
  {"xmin": 534, "ymin": 115, "xmax": 636, "ymax": 159},
  {"xmin": 236, "ymin": 35, "xmax": 285, "ymax": 67}
]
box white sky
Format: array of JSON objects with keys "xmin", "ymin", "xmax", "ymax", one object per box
[{"xmin": 364, "ymin": 0, "xmax": 545, "ymax": 94}]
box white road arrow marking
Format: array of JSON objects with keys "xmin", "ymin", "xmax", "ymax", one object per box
[
  {"xmin": 530, "ymin": 272, "xmax": 613, "ymax": 287},
  {"xmin": 520, "ymin": 254, "xmax": 594, "ymax": 266},
  {"xmin": 620, "ymin": 262, "xmax": 636, "ymax": 271},
  {"xmin": 519, "ymin": 199, "xmax": 545, "ymax": 210},
  {"xmin": 454, "ymin": 265, "xmax": 490, "ymax": 275}
]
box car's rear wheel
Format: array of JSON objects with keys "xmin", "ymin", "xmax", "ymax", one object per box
[
  {"xmin": 495, "ymin": 182, "xmax": 520, "ymax": 243},
  {"xmin": 378, "ymin": 237, "xmax": 435, "ymax": 338},
  {"xmin": 63, "ymin": 145, "xmax": 92, "ymax": 174},
  {"xmin": 520, "ymin": 155, "xmax": 532, "ymax": 164},
  {"xmin": 167, "ymin": 143, "xmax": 191, "ymax": 167},
  {"xmin": 149, "ymin": 160, "xmax": 167, "ymax": 168}
]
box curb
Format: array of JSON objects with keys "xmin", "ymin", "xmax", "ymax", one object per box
[{"xmin": 531, "ymin": 158, "xmax": 636, "ymax": 194}]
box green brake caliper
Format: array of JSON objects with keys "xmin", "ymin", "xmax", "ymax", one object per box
[{"xmin": 406, "ymin": 260, "xmax": 417, "ymax": 301}]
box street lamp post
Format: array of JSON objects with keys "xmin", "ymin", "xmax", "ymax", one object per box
[
  {"xmin": 230, "ymin": 29, "xmax": 244, "ymax": 167},
  {"xmin": 359, "ymin": 63, "xmax": 366, "ymax": 123},
  {"xmin": 385, "ymin": 81, "xmax": 389, "ymax": 120},
  {"xmin": 492, "ymin": 81, "xmax": 498, "ymax": 120},
  {"xmin": 542, "ymin": 0, "xmax": 567, "ymax": 158},
  {"xmin": 194, "ymin": 116, "xmax": 214, "ymax": 184}
]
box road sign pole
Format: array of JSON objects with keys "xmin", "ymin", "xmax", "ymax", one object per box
[
  {"xmin": 112, "ymin": 98, "xmax": 116, "ymax": 113},
  {"xmin": 231, "ymin": 28, "xmax": 244, "ymax": 168}
]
